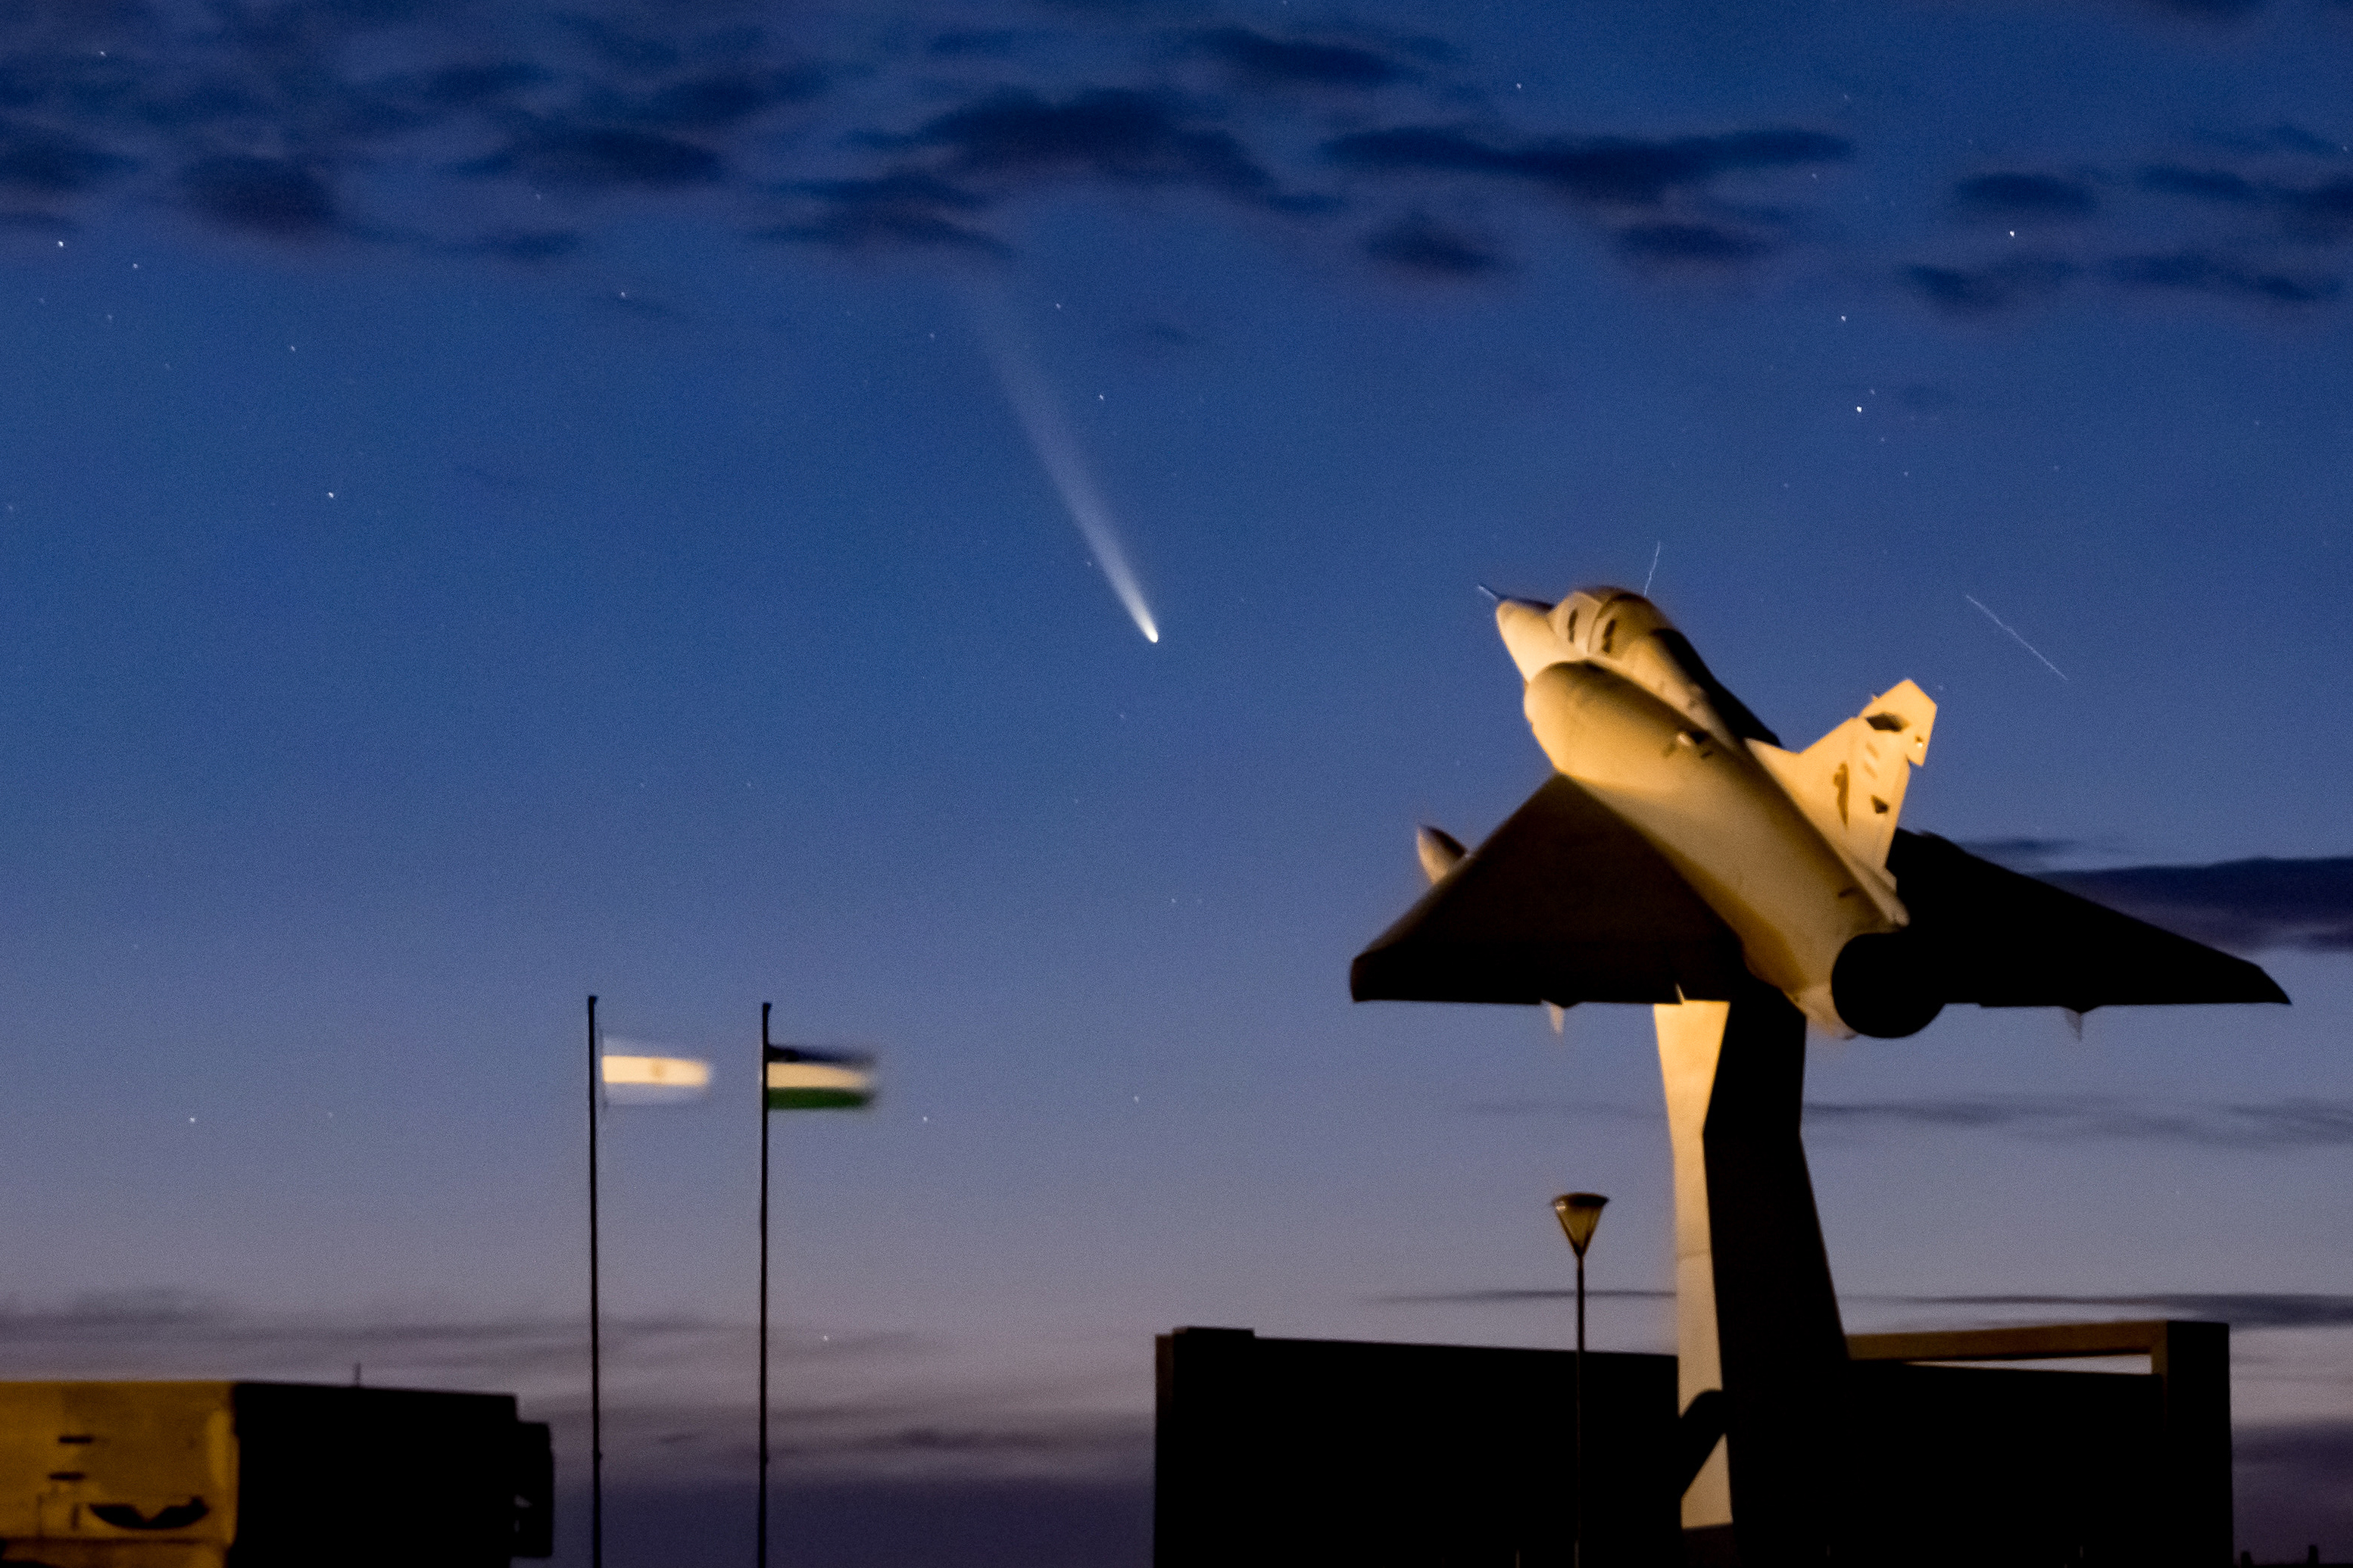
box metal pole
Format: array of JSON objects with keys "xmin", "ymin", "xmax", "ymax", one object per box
[
  {"xmin": 1574, "ymin": 1248, "xmax": 1586, "ymax": 1568},
  {"xmin": 758, "ymin": 1002, "xmax": 772, "ymax": 1568},
  {"xmin": 587, "ymin": 995, "xmax": 604, "ymax": 1568}
]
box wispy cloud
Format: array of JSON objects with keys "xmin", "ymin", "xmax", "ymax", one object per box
[
  {"xmin": 1952, "ymin": 172, "xmax": 2100, "ymax": 223},
  {"xmin": 1905, "ymin": 256, "xmax": 2078, "ymax": 313},
  {"xmin": 1370, "ymin": 1286, "xmax": 2353, "ymax": 1329},
  {"xmin": 0, "ymin": 1291, "xmax": 1142, "ymax": 1483},
  {"xmin": 1902, "ymin": 129, "xmax": 2353, "ymax": 317},
  {"xmin": 0, "ymin": 1289, "xmax": 777, "ymax": 1383},
  {"xmin": 1958, "ymin": 837, "xmax": 2095, "ymax": 871},
  {"xmin": 1868, "ymin": 1291, "xmax": 2353, "ymax": 1329},
  {"xmin": 1935, "ymin": 846, "xmax": 2353, "ymax": 954},
  {"xmin": 1368, "ymin": 1286, "xmax": 1671, "ymax": 1305},
  {"xmin": 1362, "ymin": 212, "xmax": 1506, "ymax": 277},
  {"xmin": 1466, "ymin": 1093, "xmax": 2353, "ymax": 1149},
  {"xmin": 1808, "ymin": 1096, "xmax": 2353, "ymax": 1149},
  {"xmin": 2108, "ymin": 251, "xmax": 2341, "ymax": 303},
  {"xmin": 3, "ymin": 2, "xmax": 2347, "ymax": 324},
  {"xmin": 1182, "ymin": 27, "xmax": 1414, "ymax": 90},
  {"xmin": 1320, "ymin": 125, "xmax": 1852, "ymax": 206},
  {"xmin": 2041, "ymin": 858, "xmax": 2353, "ymax": 954}
]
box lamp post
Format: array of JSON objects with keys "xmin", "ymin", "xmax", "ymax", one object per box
[{"xmin": 1553, "ymin": 1192, "xmax": 1608, "ymax": 1568}]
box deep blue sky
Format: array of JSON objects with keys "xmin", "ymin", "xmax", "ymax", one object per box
[{"xmin": 4, "ymin": 1, "xmax": 2352, "ymax": 1561}]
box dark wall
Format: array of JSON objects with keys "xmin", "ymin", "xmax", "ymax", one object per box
[
  {"xmin": 229, "ymin": 1383, "xmax": 549, "ymax": 1566},
  {"xmin": 1156, "ymin": 1327, "xmax": 1680, "ymax": 1568},
  {"xmin": 1158, "ymin": 1327, "xmax": 2232, "ymax": 1568},
  {"xmin": 1839, "ymin": 1362, "xmax": 2173, "ymax": 1568}
]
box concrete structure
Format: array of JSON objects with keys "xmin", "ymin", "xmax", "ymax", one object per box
[
  {"xmin": 0, "ymin": 1381, "xmax": 551, "ymax": 1566},
  {"xmin": 1351, "ymin": 585, "xmax": 2285, "ymax": 1564},
  {"xmin": 1155, "ymin": 1326, "xmax": 1683, "ymax": 1568},
  {"xmin": 1155, "ymin": 1323, "xmax": 2231, "ymax": 1568}
]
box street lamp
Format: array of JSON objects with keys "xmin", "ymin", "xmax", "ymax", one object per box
[{"xmin": 1553, "ymin": 1192, "xmax": 1609, "ymax": 1568}]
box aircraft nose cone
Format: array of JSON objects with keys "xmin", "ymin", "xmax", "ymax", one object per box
[{"xmin": 1495, "ymin": 597, "xmax": 1567, "ymax": 681}]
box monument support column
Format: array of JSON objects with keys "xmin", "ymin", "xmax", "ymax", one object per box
[
  {"xmin": 1656, "ymin": 983, "xmax": 1847, "ymax": 1568},
  {"xmin": 1657, "ymin": 999, "xmax": 1735, "ymax": 1538}
]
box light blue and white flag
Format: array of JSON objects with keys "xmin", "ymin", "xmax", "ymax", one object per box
[{"xmin": 601, "ymin": 1041, "xmax": 712, "ymax": 1106}]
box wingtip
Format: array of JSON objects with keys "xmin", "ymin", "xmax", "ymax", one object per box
[{"xmin": 1475, "ymin": 583, "xmax": 1502, "ymax": 604}]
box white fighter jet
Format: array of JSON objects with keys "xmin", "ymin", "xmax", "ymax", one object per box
[
  {"xmin": 1353, "ymin": 584, "xmax": 2286, "ymax": 1033},
  {"xmin": 1351, "ymin": 584, "xmax": 2286, "ymax": 1560}
]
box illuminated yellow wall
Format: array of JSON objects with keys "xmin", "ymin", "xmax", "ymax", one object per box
[{"xmin": 0, "ymin": 1382, "xmax": 236, "ymax": 1566}]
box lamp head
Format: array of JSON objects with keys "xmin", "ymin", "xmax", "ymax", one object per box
[{"xmin": 1553, "ymin": 1192, "xmax": 1608, "ymax": 1258}]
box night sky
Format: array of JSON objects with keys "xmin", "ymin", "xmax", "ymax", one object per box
[{"xmin": 5, "ymin": 2, "xmax": 2353, "ymax": 1562}]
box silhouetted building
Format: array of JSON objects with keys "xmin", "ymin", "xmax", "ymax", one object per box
[
  {"xmin": 1156, "ymin": 1320, "xmax": 2230, "ymax": 1568},
  {"xmin": 0, "ymin": 1381, "xmax": 553, "ymax": 1566},
  {"xmin": 1157, "ymin": 1327, "xmax": 1681, "ymax": 1568}
]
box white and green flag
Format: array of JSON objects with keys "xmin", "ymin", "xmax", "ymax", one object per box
[{"xmin": 763, "ymin": 1046, "xmax": 875, "ymax": 1111}]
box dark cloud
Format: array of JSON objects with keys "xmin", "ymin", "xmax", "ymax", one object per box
[
  {"xmin": 591, "ymin": 66, "xmax": 827, "ymax": 129},
  {"xmin": 1324, "ymin": 124, "xmax": 1850, "ymax": 206},
  {"xmin": 470, "ymin": 123, "xmax": 723, "ymax": 187},
  {"xmin": 1958, "ymin": 837, "xmax": 2089, "ymax": 870},
  {"xmin": 882, "ymin": 88, "xmax": 1287, "ymax": 204},
  {"xmin": 760, "ymin": 171, "xmax": 1005, "ymax": 254},
  {"xmin": 178, "ymin": 154, "xmax": 335, "ymax": 235},
  {"xmin": 1186, "ymin": 26, "xmax": 1408, "ymax": 89},
  {"xmin": 804, "ymin": 1420, "xmax": 1150, "ymax": 1460},
  {"xmin": 1362, "ymin": 212, "xmax": 1503, "ymax": 276},
  {"xmin": 1902, "ymin": 254, "xmax": 2076, "ymax": 312},
  {"xmin": 1375, "ymin": 1286, "xmax": 2353, "ymax": 1329},
  {"xmin": 1369, "ymin": 1287, "xmax": 1670, "ymax": 1304},
  {"xmin": 1617, "ymin": 220, "xmax": 1768, "ymax": 263},
  {"xmin": 927, "ymin": 30, "xmax": 1025, "ymax": 58},
  {"xmin": 1953, "ymin": 172, "xmax": 2098, "ymax": 220},
  {"xmin": 2042, "ymin": 856, "xmax": 2353, "ymax": 952},
  {"xmin": 2136, "ymin": 164, "xmax": 2353, "ymax": 241},
  {"xmin": 386, "ymin": 60, "xmax": 553, "ymax": 111},
  {"xmin": 442, "ymin": 227, "xmax": 585, "ymax": 260},
  {"xmin": 2108, "ymin": 250, "xmax": 2340, "ymax": 303},
  {"xmin": 1805, "ymin": 1095, "xmax": 2353, "ymax": 1149},
  {"xmin": 1468, "ymin": 1093, "xmax": 2353, "ymax": 1150},
  {"xmin": 2266, "ymin": 123, "xmax": 2344, "ymax": 157},
  {"xmin": 1461, "ymin": 1097, "xmax": 1662, "ymax": 1121},
  {"xmin": 1874, "ymin": 1291, "xmax": 2353, "ymax": 1329},
  {"xmin": 0, "ymin": 1, "xmax": 824, "ymax": 249},
  {"xmin": 0, "ymin": 119, "xmax": 132, "ymax": 193},
  {"xmin": 0, "ymin": 207, "xmax": 76, "ymax": 231},
  {"xmin": 2142, "ymin": 0, "xmax": 2267, "ymax": 17},
  {"xmin": 552, "ymin": 12, "xmax": 685, "ymax": 76},
  {"xmin": 1910, "ymin": 129, "xmax": 2353, "ymax": 319},
  {"xmin": 0, "ymin": 1292, "xmax": 921, "ymax": 1403},
  {"xmin": 2278, "ymin": 176, "xmax": 2353, "ymax": 235},
  {"xmin": 0, "ymin": 0, "xmax": 2335, "ymax": 324},
  {"xmin": 2139, "ymin": 164, "xmax": 2263, "ymax": 204}
]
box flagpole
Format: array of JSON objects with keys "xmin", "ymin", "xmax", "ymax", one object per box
[
  {"xmin": 757, "ymin": 1002, "xmax": 772, "ymax": 1568},
  {"xmin": 587, "ymin": 995, "xmax": 604, "ymax": 1568}
]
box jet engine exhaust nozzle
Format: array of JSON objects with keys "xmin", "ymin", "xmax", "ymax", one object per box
[{"xmin": 1830, "ymin": 931, "xmax": 1947, "ymax": 1039}]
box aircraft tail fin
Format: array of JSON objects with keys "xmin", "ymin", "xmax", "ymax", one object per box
[{"xmin": 1753, "ymin": 680, "xmax": 1937, "ymax": 871}]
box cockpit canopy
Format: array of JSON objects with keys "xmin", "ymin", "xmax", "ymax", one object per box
[
  {"xmin": 1551, "ymin": 587, "xmax": 1671, "ymax": 661},
  {"xmin": 1551, "ymin": 586, "xmax": 1780, "ymax": 747}
]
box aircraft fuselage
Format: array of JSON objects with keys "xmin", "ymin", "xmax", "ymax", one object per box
[{"xmin": 1496, "ymin": 588, "xmax": 1917, "ymax": 1037}]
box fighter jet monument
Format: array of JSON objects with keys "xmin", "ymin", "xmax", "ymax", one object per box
[{"xmin": 1351, "ymin": 585, "xmax": 2286, "ymax": 1566}]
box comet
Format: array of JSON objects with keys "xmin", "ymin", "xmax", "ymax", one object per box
[{"xmin": 971, "ymin": 301, "xmax": 1159, "ymax": 644}]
